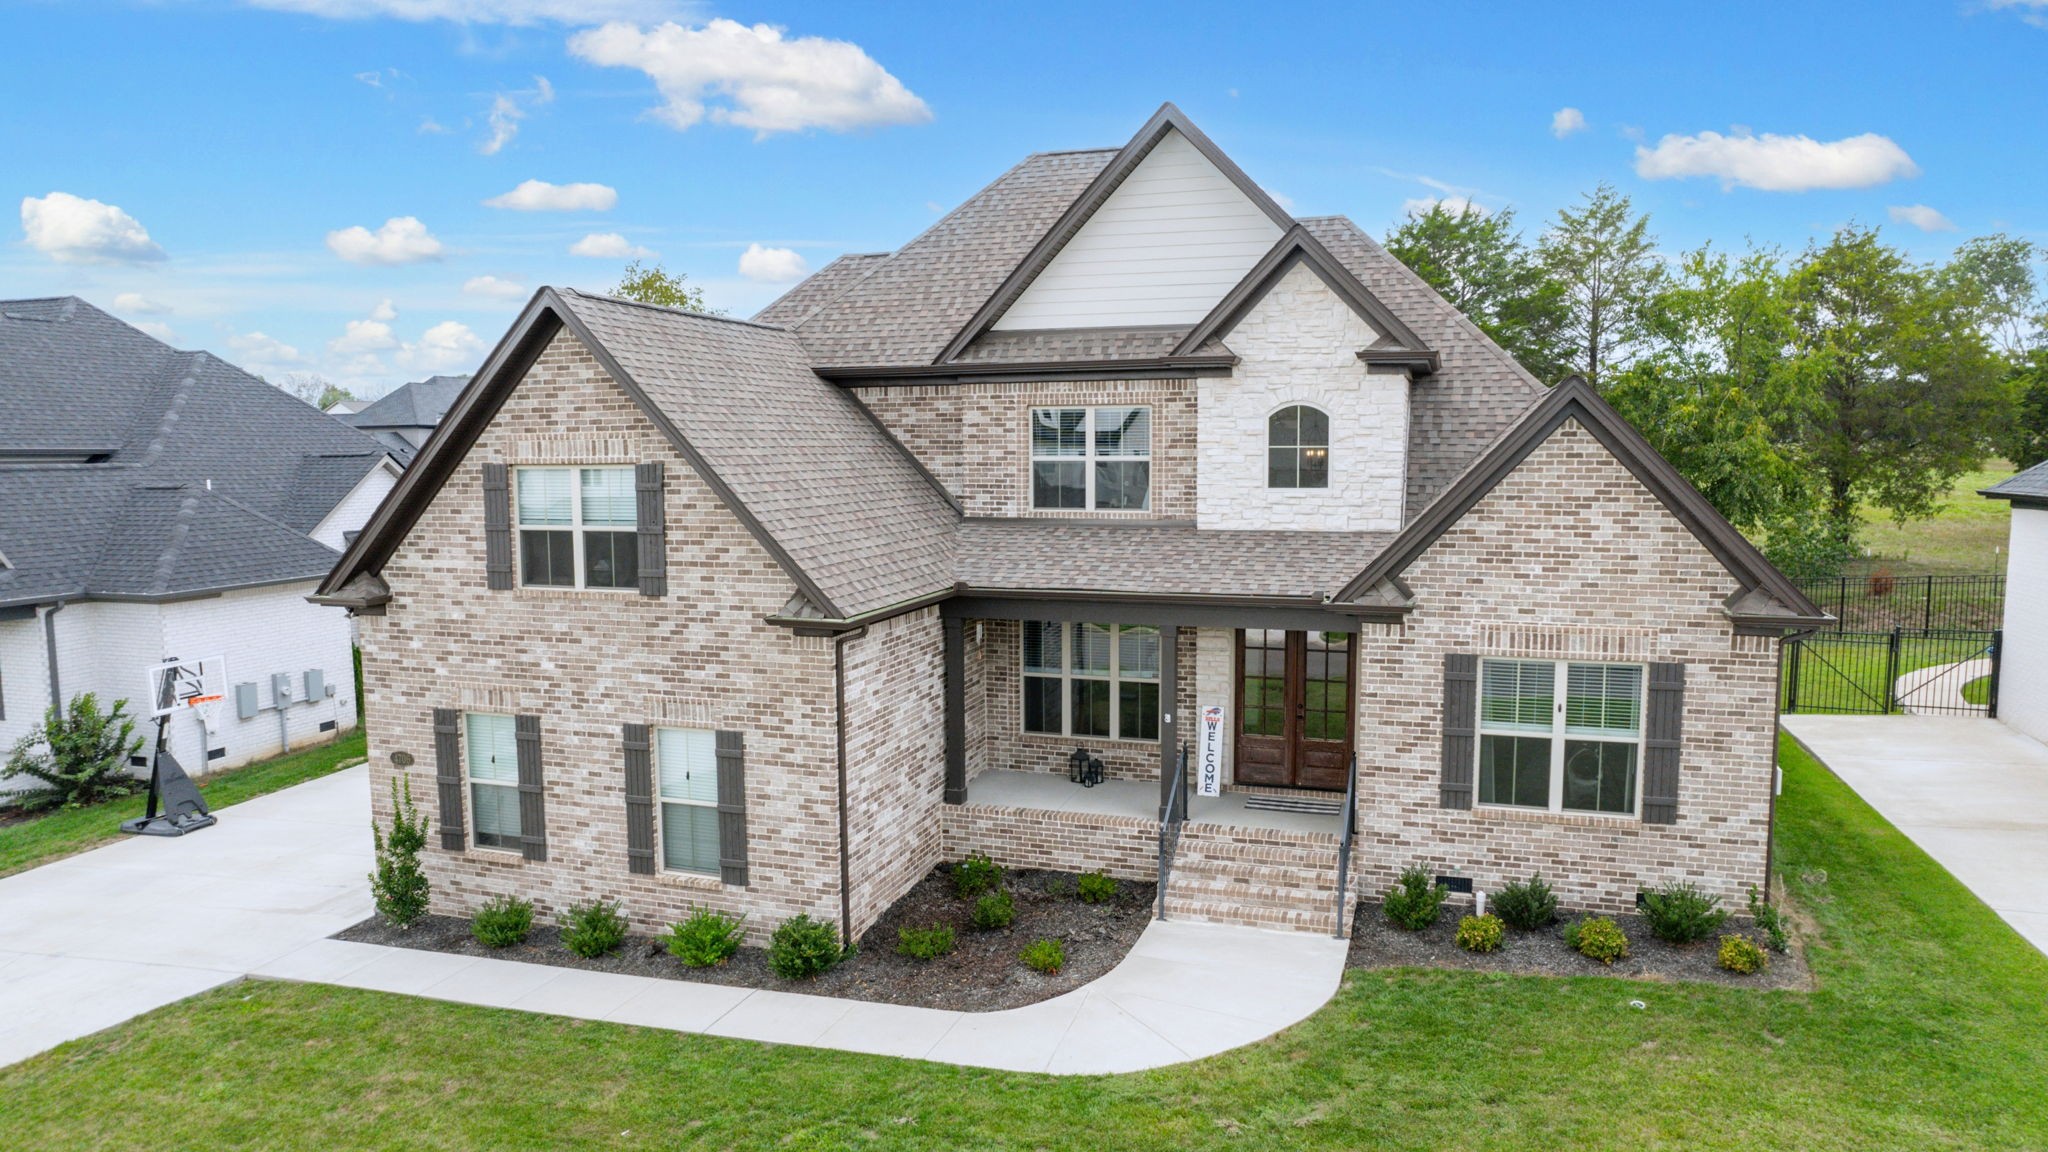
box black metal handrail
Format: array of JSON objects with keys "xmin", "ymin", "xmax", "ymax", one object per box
[
  {"xmin": 1333, "ymin": 754, "xmax": 1358, "ymax": 939},
  {"xmin": 1155, "ymin": 742, "xmax": 1189, "ymax": 920}
]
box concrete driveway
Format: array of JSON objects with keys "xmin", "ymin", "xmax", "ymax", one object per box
[
  {"xmin": 1781, "ymin": 714, "xmax": 2048, "ymax": 955},
  {"xmin": 0, "ymin": 765, "xmax": 372, "ymax": 1067}
]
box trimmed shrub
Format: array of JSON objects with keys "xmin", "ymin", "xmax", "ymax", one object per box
[
  {"xmin": 952, "ymin": 853, "xmax": 1003, "ymax": 898},
  {"xmin": 1747, "ymin": 885, "xmax": 1790, "ymax": 953},
  {"xmin": 896, "ymin": 923, "xmax": 956, "ymax": 961},
  {"xmin": 560, "ymin": 898, "xmax": 629, "ymax": 959},
  {"xmin": 767, "ymin": 914, "xmax": 842, "ymax": 980},
  {"xmin": 1642, "ymin": 881, "xmax": 1729, "ymax": 944},
  {"xmin": 663, "ymin": 907, "xmax": 746, "ymax": 968},
  {"xmin": 1491, "ymin": 874, "xmax": 1558, "ymax": 931},
  {"xmin": 3, "ymin": 692, "xmax": 145, "ymax": 811},
  {"xmin": 1718, "ymin": 934, "xmax": 1769, "ymax": 975},
  {"xmin": 1381, "ymin": 866, "xmax": 1448, "ymax": 931},
  {"xmin": 1565, "ymin": 917, "xmax": 1630, "ymax": 965},
  {"xmin": 470, "ymin": 895, "xmax": 534, "ymax": 948},
  {"xmin": 970, "ymin": 887, "xmax": 1016, "ymax": 931},
  {"xmin": 1076, "ymin": 871, "xmax": 1118, "ymax": 905},
  {"xmin": 1021, "ymin": 938, "xmax": 1065, "ymax": 975},
  {"xmin": 369, "ymin": 777, "xmax": 432, "ymax": 928},
  {"xmin": 1456, "ymin": 913, "xmax": 1505, "ymax": 954}
]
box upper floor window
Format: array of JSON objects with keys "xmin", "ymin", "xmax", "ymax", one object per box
[
  {"xmin": 1030, "ymin": 406, "xmax": 1151, "ymax": 511},
  {"xmin": 515, "ymin": 466, "xmax": 637, "ymax": 590},
  {"xmin": 1268, "ymin": 405, "xmax": 1329, "ymax": 489},
  {"xmin": 1477, "ymin": 659, "xmax": 1643, "ymax": 816}
]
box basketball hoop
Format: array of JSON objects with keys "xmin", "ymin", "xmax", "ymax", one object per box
[{"xmin": 186, "ymin": 693, "xmax": 224, "ymax": 736}]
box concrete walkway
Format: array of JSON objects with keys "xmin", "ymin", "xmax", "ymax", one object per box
[
  {"xmin": 1892, "ymin": 657, "xmax": 1994, "ymax": 715},
  {"xmin": 1781, "ymin": 714, "xmax": 2048, "ymax": 955},
  {"xmin": 0, "ymin": 765, "xmax": 374, "ymax": 1067}
]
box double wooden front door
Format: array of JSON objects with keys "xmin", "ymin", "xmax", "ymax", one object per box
[{"xmin": 1235, "ymin": 629, "xmax": 1354, "ymax": 791}]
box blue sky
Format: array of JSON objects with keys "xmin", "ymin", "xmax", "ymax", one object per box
[{"xmin": 3, "ymin": 0, "xmax": 2044, "ymax": 396}]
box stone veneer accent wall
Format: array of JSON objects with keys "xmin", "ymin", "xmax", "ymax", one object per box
[
  {"xmin": 361, "ymin": 329, "xmax": 848, "ymax": 944},
  {"xmin": 1351, "ymin": 420, "xmax": 1780, "ymax": 913},
  {"xmin": 853, "ymin": 379, "xmax": 1196, "ymax": 518},
  {"xmin": 1198, "ymin": 263, "xmax": 1410, "ymax": 532}
]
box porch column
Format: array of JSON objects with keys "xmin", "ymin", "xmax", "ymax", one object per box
[
  {"xmin": 1158, "ymin": 623, "xmax": 1179, "ymax": 820},
  {"xmin": 943, "ymin": 615, "xmax": 967, "ymax": 805}
]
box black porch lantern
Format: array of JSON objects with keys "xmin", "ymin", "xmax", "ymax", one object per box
[{"xmin": 1068, "ymin": 746, "xmax": 1104, "ymax": 788}]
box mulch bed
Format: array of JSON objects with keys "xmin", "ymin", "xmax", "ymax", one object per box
[
  {"xmin": 336, "ymin": 866, "xmax": 1156, "ymax": 1013},
  {"xmin": 1346, "ymin": 901, "xmax": 1812, "ymax": 990}
]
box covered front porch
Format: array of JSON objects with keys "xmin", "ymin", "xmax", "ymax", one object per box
[{"xmin": 963, "ymin": 767, "xmax": 1346, "ymax": 837}]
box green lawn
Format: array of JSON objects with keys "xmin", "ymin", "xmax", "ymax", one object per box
[
  {"xmin": 0, "ymin": 731, "xmax": 365, "ymax": 878},
  {"xmin": 3, "ymin": 733, "xmax": 2043, "ymax": 1150},
  {"xmin": 1853, "ymin": 463, "xmax": 2018, "ymax": 577},
  {"xmin": 1780, "ymin": 632, "xmax": 1996, "ymax": 714}
]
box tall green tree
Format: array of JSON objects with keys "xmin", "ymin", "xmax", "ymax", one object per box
[
  {"xmin": 1537, "ymin": 183, "xmax": 1663, "ymax": 389},
  {"xmin": 1937, "ymin": 233, "xmax": 2041, "ymax": 357},
  {"xmin": 1384, "ymin": 202, "xmax": 1569, "ymax": 381},
  {"xmin": 1782, "ymin": 225, "xmax": 2008, "ymax": 529},
  {"xmin": 610, "ymin": 260, "xmax": 718, "ymax": 314},
  {"xmin": 1999, "ymin": 345, "xmax": 2048, "ymax": 468}
]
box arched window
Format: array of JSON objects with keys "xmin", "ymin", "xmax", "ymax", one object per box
[{"xmin": 1268, "ymin": 405, "xmax": 1330, "ymax": 488}]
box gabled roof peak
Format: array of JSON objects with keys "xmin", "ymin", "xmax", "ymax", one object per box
[{"xmin": 1171, "ymin": 223, "xmax": 1435, "ymax": 368}]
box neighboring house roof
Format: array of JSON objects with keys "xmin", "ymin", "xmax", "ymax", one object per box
[
  {"xmin": 1982, "ymin": 459, "xmax": 2048, "ymax": 509},
  {"xmin": 0, "ymin": 296, "xmax": 393, "ymax": 608},
  {"xmin": 346, "ymin": 374, "xmax": 468, "ymax": 431}
]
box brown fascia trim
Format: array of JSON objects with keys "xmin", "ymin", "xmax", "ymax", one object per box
[
  {"xmin": 1358, "ymin": 349, "xmax": 1441, "ymax": 374},
  {"xmin": 317, "ymin": 289, "xmax": 849, "ymax": 619},
  {"xmin": 932, "ymin": 101, "xmax": 1296, "ymax": 366},
  {"xmin": 1172, "ymin": 227, "xmax": 1435, "ymax": 366},
  {"xmin": 1333, "ymin": 377, "xmax": 1827, "ymax": 621},
  {"xmin": 764, "ymin": 582, "xmax": 1411, "ymax": 636},
  {"xmin": 816, "ymin": 355, "xmax": 1238, "ymax": 384},
  {"xmin": 765, "ymin": 584, "xmax": 961, "ymax": 636}
]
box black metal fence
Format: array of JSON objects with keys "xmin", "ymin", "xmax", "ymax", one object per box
[
  {"xmin": 1780, "ymin": 628, "xmax": 2001, "ymax": 717},
  {"xmin": 1796, "ymin": 573, "xmax": 2005, "ymax": 633}
]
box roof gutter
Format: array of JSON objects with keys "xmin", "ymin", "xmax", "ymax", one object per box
[
  {"xmin": 814, "ymin": 354, "xmax": 1239, "ymax": 383},
  {"xmin": 1356, "ymin": 349, "xmax": 1440, "ymax": 375}
]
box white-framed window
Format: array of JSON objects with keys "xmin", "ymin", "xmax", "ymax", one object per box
[
  {"xmin": 465, "ymin": 712, "xmax": 522, "ymax": 850},
  {"xmin": 1476, "ymin": 659, "xmax": 1643, "ymax": 815},
  {"xmin": 515, "ymin": 466, "xmax": 638, "ymax": 589},
  {"xmin": 1029, "ymin": 406, "xmax": 1151, "ymax": 511},
  {"xmin": 654, "ymin": 727, "xmax": 721, "ymax": 874},
  {"xmin": 1267, "ymin": 404, "xmax": 1330, "ymax": 488},
  {"xmin": 1021, "ymin": 621, "xmax": 1160, "ymax": 741}
]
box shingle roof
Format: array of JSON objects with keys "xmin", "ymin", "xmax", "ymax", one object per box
[
  {"xmin": 346, "ymin": 374, "xmax": 468, "ymax": 430},
  {"xmin": 951, "ymin": 326, "xmax": 1226, "ymax": 365},
  {"xmin": 753, "ymin": 253, "xmax": 889, "ymax": 329},
  {"xmin": 957, "ymin": 520, "xmax": 1391, "ymax": 599},
  {"xmin": 1983, "ymin": 459, "xmax": 2048, "ymax": 503}
]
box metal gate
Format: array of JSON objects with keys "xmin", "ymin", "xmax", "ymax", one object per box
[{"xmin": 1780, "ymin": 628, "xmax": 2001, "ymax": 717}]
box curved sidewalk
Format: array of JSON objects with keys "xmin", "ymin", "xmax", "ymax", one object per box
[
  {"xmin": 253, "ymin": 916, "xmax": 1350, "ymax": 1074},
  {"xmin": 1893, "ymin": 657, "xmax": 1994, "ymax": 715}
]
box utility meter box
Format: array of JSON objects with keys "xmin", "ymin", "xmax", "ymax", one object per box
[
  {"xmin": 271, "ymin": 672, "xmax": 294, "ymax": 707},
  {"xmin": 235, "ymin": 682, "xmax": 260, "ymax": 720},
  {"xmin": 304, "ymin": 669, "xmax": 326, "ymax": 701}
]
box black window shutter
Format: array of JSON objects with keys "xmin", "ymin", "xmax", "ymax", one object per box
[
  {"xmin": 514, "ymin": 714, "xmax": 547, "ymax": 861},
  {"xmin": 715, "ymin": 730, "xmax": 748, "ymax": 886},
  {"xmin": 1440, "ymin": 653, "xmax": 1477, "ymax": 809},
  {"xmin": 482, "ymin": 462, "xmax": 513, "ymax": 591},
  {"xmin": 1643, "ymin": 663, "xmax": 1685, "ymax": 824},
  {"xmin": 432, "ymin": 708, "xmax": 466, "ymax": 851},
  {"xmin": 622, "ymin": 723, "xmax": 656, "ymax": 875},
  {"xmin": 635, "ymin": 461, "xmax": 666, "ymax": 598}
]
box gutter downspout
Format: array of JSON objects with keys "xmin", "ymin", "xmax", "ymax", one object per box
[
  {"xmin": 832, "ymin": 626, "xmax": 868, "ymax": 948},
  {"xmin": 42, "ymin": 602, "xmax": 65, "ymax": 715}
]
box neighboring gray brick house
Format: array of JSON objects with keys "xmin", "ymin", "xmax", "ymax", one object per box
[{"xmin": 319, "ymin": 105, "xmax": 1827, "ymax": 942}]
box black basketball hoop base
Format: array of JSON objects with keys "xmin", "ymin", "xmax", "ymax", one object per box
[{"xmin": 121, "ymin": 714, "xmax": 217, "ymax": 838}]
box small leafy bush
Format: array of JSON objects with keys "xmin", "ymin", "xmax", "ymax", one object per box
[
  {"xmin": 1076, "ymin": 870, "xmax": 1118, "ymax": 904},
  {"xmin": 1641, "ymin": 881, "xmax": 1729, "ymax": 944},
  {"xmin": 1491, "ymin": 874, "xmax": 1558, "ymax": 931},
  {"xmin": 970, "ymin": 887, "xmax": 1016, "ymax": 931},
  {"xmin": 1565, "ymin": 917, "xmax": 1630, "ymax": 965},
  {"xmin": 663, "ymin": 907, "xmax": 746, "ymax": 968},
  {"xmin": 3, "ymin": 693, "xmax": 145, "ymax": 811},
  {"xmin": 1747, "ymin": 885, "xmax": 1790, "ymax": 953},
  {"xmin": 370, "ymin": 776, "xmax": 432, "ymax": 928},
  {"xmin": 952, "ymin": 853, "xmax": 1003, "ymax": 898},
  {"xmin": 896, "ymin": 923, "xmax": 956, "ymax": 960},
  {"xmin": 559, "ymin": 898, "xmax": 629, "ymax": 958},
  {"xmin": 1381, "ymin": 866, "xmax": 1448, "ymax": 931},
  {"xmin": 470, "ymin": 895, "xmax": 534, "ymax": 948},
  {"xmin": 767, "ymin": 914, "xmax": 842, "ymax": 980},
  {"xmin": 1456, "ymin": 913, "xmax": 1505, "ymax": 953},
  {"xmin": 1717, "ymin": 934, "xmax": 1769, "ymax": 975},
  {"xmin": 1021, "ymin": 938, "xmax": 1065, "ymax": 975}
]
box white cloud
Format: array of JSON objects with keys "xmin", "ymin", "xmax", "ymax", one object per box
[
  {"xmin": 1888, "ymin": 203, "xmax": 1958, "ymax": 232},
  {"xmin": 244, "ymin": 1, "xmax": 690, "ymax": 23},
  {"xmin": 326, "ymin": 216, "xmax": 445, "ymax": 264},
  {"xmin": 396, "ymin": 319, "xmax": 486, "ymax": 372},
  {"xmin": 20, "ymin": 192, "xmax": 166, "ymax": 264},
  {"xmin": 418, "ymin": 117, "xmax": 450, "ymax": 135},
  {"xmin": 134, "ymin": 321, "xmax": 179, "ymax": 343},
  {"xmin": 568, "ymin": 18, "xmax": 932, "ymax": 136},
  {"xmin": 1402, "ymin": 195, "xmax": 1488, "ymax": 219},
  {"xmin": 463, "ymin": 274, "xmax": 528, "ymax": 300},
  {"xmin": 570, "ymin": 232, "xmax": 653, "ymax": 259},
  {"xmin": 1989, "ymin": 0, "xmax": 2048, "ymax": 28},
  {"xmin": 481, "ymin": 76, "xmax": 553, "ymax": 155},
  {"xmin": 736, "ymin": 243, "xmax": 808, "ymax": 283},
  {"xmin": 1551, "ymin": 107, "xmax": 1587, "ymax": 138},
  {"xmin": 227, "ymin": 330, "xmax": 307, "ymax": 374},
  {"xmin": 1633, "ymin": 129, "xmax": 1919, "ymax": 192},
  {"xmin": 369, "ymin": 297, "xmax": 398, "ymax": 322},
  {"xmin": 354, "ymin": 70, "xmax": 385, "ymax": 87},
  {"xmin": 484, "ymin": 179, "xmax": 618, "ymax": 212},
  {"xmin": 113, "ymin": 292, "xmax": 171, "ymax": 314}
]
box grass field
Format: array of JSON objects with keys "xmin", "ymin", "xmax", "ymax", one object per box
[
  {"xmin": 3, "ymin": 733, "xmax": 2043, "ymax": 1150},
  {"xmin": 1853, "ymin": 463, "xmax": 2018, "ymax": 577},
  {"xmin": 0, "ymin": 731, "xmax": 365, "ymax": 878}
]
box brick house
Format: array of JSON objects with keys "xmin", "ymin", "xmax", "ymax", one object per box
[{"xmin": 318, "ymin": 105, "xmax": 1827, "ymax": 941}]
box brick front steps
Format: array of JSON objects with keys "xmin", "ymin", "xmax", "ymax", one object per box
[{"xmin": 1162, "ymin": 821, "xmax": 1354, "ymax": 936}]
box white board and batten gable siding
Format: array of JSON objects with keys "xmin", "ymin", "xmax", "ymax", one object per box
[{"xmin": 991, "ymin": 130, "xmax": 1287, "ymax": 331}]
